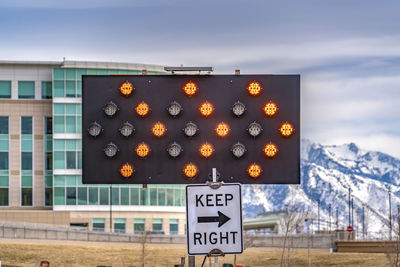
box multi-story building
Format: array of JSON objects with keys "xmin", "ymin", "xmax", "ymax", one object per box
[{"xmin": 0, "ymin": 60, "xmax": 186, "ymax": 234}]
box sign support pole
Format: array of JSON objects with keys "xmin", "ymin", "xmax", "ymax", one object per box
[{"xmin": 212, "ymin": 167, "xmax": 219, "ymax": 267}]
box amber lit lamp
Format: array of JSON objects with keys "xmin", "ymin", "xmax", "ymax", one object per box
[
  {"xmin": 136, "ymin": 143, "xmax": 150, "ymax": 158},
  {"xmin": 152, "ymin": 122, "xmax": 166, "ymax": 137},
  {"xmin": 183, "ymin": 163, "xmax": 198, "ymax": 178},
  {"xmin": 120, "ymin": 81, "xmax": 133, "ymax": 96},
  {"xmin": 136, "ymin": 102, "xmax": 150, "ymax": 117},
  {"xmin": 215, "ymin": 122, "xmax": 229, "ymax": 137},
  {"xmin": 280, "ymin": 122, "xmax": 294, "ymax": 137},
  {"xmin": 183, "ymin": 81, "xmax": 198, "ymax": 96},
  {"xmin": 264, "ymin": 143, "xmax": 278, "ymax": 158},
  {"xmin": 264, "ymin": 102, "xmax": 278, "ymax": 117},
  {"xmin": 247, "ymin": 81, "xmax": 262, "ymax": 96},
  {"xmin": 199, "ymin": 143, "xmax": 214, "ymax": 158},
  {"xmin": 248, "ymin": 163, "xmax": 262, "ymax": 178},
  {"xmin": 199, "ymin": 102, "xmax": 214, "ymax": 117},
  {"xmin": 120, "ymin": 163, "xmax": 134, "ymax": 178}
]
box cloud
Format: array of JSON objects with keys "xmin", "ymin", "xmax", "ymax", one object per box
[
  {"xmin": 317, "ymin": 133, "xmax": 400, "ymax": 159},
  {"xmin": 0, "ymin": 0, "xmax": 181, "ymax": 9}
]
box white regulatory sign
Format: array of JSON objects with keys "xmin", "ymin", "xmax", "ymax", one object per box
[{"xmin": 186, "ymin": 183, "xmax": 243, "ymax": 255}]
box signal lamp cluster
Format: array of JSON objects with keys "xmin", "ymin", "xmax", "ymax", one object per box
[
  {"xmin": 87, "ymin": 79, "xmax": 296, "ymax": 180},
  {"xmin": 183, "ymin": 81, "xmax": 197, "ymax": 96},
  {"xmin": 247, "ymin": 81, "xmax": 262, "ymax": 96},
  {"xmin": 152, "ymin": 122, "xmax": 166, "ymax": 137},
  {"xmin": 136, "ymin": 142, "xmax": 150, "ymax": 158},
  {"xmin": 248, "ymin": 163, "xmax": 262, "ymax": 178},
  {"xmin": 136, "ymin": 102, "xmax": 150, "ymax": 117},
  {"xmin": 183, "ymin": 163, "xmax": 198, "ymax": 178},
  {"xmin": 120, "ymin": 163, "xmax": 134, "ymax": 178},
  {"xmin": 199, "ymin": 143, "xmax": 214, "ymax": 158},
  {"xmin": 120, "ymin": 81, "xmax": 133, "ymax": 96},
  {"xmin": 103, "ymin": 101, "xmax": 119, "ymax": 117},
  {"xmin": 199, "ymin": 102, "xmax": 214, "ymax": 117},
  {"xmin": 216, "ymin": 122, "xmax": 230, "ymax": 137}
]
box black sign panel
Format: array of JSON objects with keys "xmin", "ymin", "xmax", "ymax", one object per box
[{"xmin": 82, "ymin": 75, "xmax": 300, "ymax": 184}]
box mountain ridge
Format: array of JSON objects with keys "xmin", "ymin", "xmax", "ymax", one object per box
[{"xmin": 243, "ymin": 140, "xmax": 400, "ymax": 236}]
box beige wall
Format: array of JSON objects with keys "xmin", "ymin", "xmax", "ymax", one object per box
[
  {"xmin": 0, "ymin": 99, "xmax": 52, "ymax": 208},
  {"xmin": 0, "ymin": 210, "xmax": 70, "ymax": 226},
  {"xmin": 0, "ymin": 210, "xmax": 187, "ymax": 235},
  {"xmin": 70, "ymin": 210, "xmax": 186, "ymax": 235}
]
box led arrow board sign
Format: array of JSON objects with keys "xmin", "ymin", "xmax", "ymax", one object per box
[
  {"xmin": 82, "ymin": 75, "xmax": 300, "ymax": 184},
  {"xmin": 186, "ymin": 183, "xmax": 243, "ymax": 255}
]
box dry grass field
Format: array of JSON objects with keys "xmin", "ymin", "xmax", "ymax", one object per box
[{"xmin": 0, "ymin": 239, "xmax": 391, "ymax": 267}]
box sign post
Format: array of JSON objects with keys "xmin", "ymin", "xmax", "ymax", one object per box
[{"xmin": 186, "ymin": 169, "xmax": 243, "ymax": 264}]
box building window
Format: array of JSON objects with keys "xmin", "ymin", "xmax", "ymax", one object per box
[
  {"xmin": 0, "ymin": 81, "xmax": 11, "ymax": 99},
  {"xmin": 111, "ymin": 187, "xmax": 119, "ymax": 205},
  {"xmin": 53, "ymin": 103, "xmax": 81, "ymax": 134},
  {"xmin": 45, "ymin": 175, "xmax": 52, "ymax": 206},
  {"xmin": 150, "ymin": 188, "xmax": 157, "ymax": 206},
  {"xmin": 21, "ymin": 188, "xmax": 33, "ymax": 206},
  {"xmin": 21, "ymin": 152, "xmax": 33, "ymax": 170},
  {"xmin": 54, "ymin": 187, "xmax": 65, "ymax": 205},
  {"xmin": 131, "ymin": 188, "xmax": 139, "ymax": 205},
  {"xmin": 45, "ymin": 117, "xmax": 52, "ymax": 135},
  {"xmin": 89, "ymin": 187, "xmax": 99, "ymax": 205},
  {"xmin": 0, "ymin": 152, "xmax": 8, "ymax": 170},
  {"xmin": 169, "ymin": 219, "xmax": 179, "ymax": 235},
  {"xmin": 99, "ymin": 187, "xmax": 109, "ymax": 205},
  {"xmin": 53, "ymin": 139, "xmax": 81, "ymax": 169},
  {"xmin": 21, "ymin": 116, "xmax": 33, "ymax": 206},
  {"xmin": 21, "ymin": 117, "xmax": 32, "ymax": 134},
  {"xmin": 120, "ymin": 187, "xmax": 129, "ymax": 205},
  {"xmin": 44, "ymin": 117, "xmax": 53, "ymax": 206},
  {"xmin": 140, "ymin": 188, "xmax": 148, "ymax": 205},
  {"xmin": 114, "ymin": 218, "xmax": 126, "ymax": 233},
  {"xmin": 41, "ymin": 81, "xmax": 52, "ymax": 99},
  {"xmin": 152, "ymin": 218, "xmax": 163, "ymax": 233},
  {"xmin": 158, "ymin": 188, "xmax": 166, "ymax": 206},
  {"xmin": 92, "ymin": 218, "xmax": 105, "ymax": 232},
  {"xmin": 78, "ymin": 187, "xmax": 87, "ymax": 205},
  {"xmin": 66, "ymin": 187, "xmax": 76, "ymax": 205},
  {"xmin": 0, "ymin": 117, "xmax": 9, "ymax": 134},
  {"xmin": 0, "ymin": 188, "xmax": 8, "ymax": 206},
  {"xmin": 18, "ymin": 81, "xmax": 35, "ymax": 99},
  {"xmin": 134, "ymin": 218, "xmax": 145, "ymax": 234}
]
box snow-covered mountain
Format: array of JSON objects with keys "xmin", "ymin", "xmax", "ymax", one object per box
[{"xmin": 243, "ymin": 140, "xmax": 400, "ymax": 236}]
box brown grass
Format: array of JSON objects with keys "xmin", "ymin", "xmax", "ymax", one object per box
[{"xmin": 0, "ymin": 239, "xmax": 390, "ymax": 267}]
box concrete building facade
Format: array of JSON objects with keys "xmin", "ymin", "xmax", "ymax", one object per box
[{"xmin": 0, "ymin": 60, "xmax": 186, "ymax": 235}]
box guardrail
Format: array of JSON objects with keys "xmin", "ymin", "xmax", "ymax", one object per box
[{"xmin": 0, "ymin": 222, "xmax": 336, "ymax": 248}]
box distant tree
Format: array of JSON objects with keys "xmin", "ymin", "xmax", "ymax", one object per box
[{"xmin": 279, "ymin": 186, "xmax": 309, "ymax": 267}]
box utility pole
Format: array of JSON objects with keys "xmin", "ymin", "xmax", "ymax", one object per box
[
  {"xmin": 351, "ymin": 197, "xmax": 354, "ymax": 228},
  {"xmin": 329, "ymin": 204, "xmax": 331, "ymax": 233},
  {"xmin": 317, "ymin": 200, "xmax": 320, "ymax": 232},
  {"xmin": 397, "ymin": 205, "xmax": 400, "ymax": 236},
  {"xmin": 362, "ymin": 205, "xmax": 365, "ymax": 239},
  {"xmin": 336, "ymin": 207, "xmax": 339, "ymax": 231},
  {"xmin": 348, "ymin": 188, "xmax": 351, "ymax": 227},
  {"xmin": 389, "ymin": 189, "xmax": 392, "ymax": 240}
]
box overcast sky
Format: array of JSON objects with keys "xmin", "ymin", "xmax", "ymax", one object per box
[{"xmin": 1, "ymin": 0, "xmax": 399, "ymax": 157}]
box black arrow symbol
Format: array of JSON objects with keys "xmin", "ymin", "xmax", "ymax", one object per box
[{"xmin": 197, "ymin": 211, "xmax": 231, "ymax": 227}]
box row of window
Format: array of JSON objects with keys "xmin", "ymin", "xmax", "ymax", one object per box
[
  {"xmin": 0, "ymin": 81, "xmax": 52, "ymax": 99},
  {"xmin": 92, "ymin": 218, "xmax": 181, "ymax": 234},
  {"xmin": 0, "ymin": 116, "xmax": 52, "ymax": 206},
  {"xmin": 53, "ymin": 185, "xmax": 185, "ymax": 206}
]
